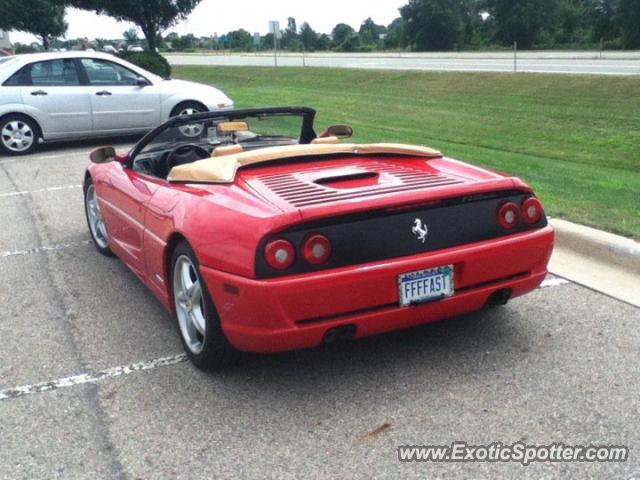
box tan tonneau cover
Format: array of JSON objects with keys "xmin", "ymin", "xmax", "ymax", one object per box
[{"xmin": 168, "ymin": 143, "xmax": 442, "ymax": 184}]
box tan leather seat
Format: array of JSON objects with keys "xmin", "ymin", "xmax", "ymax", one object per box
[
  {"xmin": 311, "ymin": 136, "xmax": 340, "ymax": 145},
  {"xmin": 212, "ymin": 144, "xmax": 244, "ymax": 157}
]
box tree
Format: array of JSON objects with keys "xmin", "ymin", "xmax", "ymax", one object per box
[
  {"xmin": 282, "ymin": 16, "xmax": 298, "ymax": 49},
  {"xmin": 461, "ymin": 0, "xmax": 487, "ymax": 47},
  {"xmin": 0, "ymin": 0, "xmax": 67, "ymax": 50},
  {"xmin": 62, "ymin": 0, "xmax": 202, "ymax": 52},
  {"xmin": 286, "ymin": 17, "xmax": 297, "ymax": 37},
  {"xmin": 123, "ymin": 28, "xmax": 139, "ymax": 46},
  {"xmin": 618, "ymin": 0, "xmax": 640, "ymax": 47},
  {"xmin": 484, "ymin": 0, "xmax": 558, "ymax": 48},
  {"xmin": 300, "ymin": 22, "xmax": 319, "ymax": 50},
  {"xmin": 225, "ymin": 29, "xmax": 253, "ymax": 51},
  {"xmin": 336, "ymin": 33, "xmax": 362, "ymax": 52},
  {"xmin": 170, "ymin": 33, "xmax": 195, "ymax": 50},
  {"xmin": 261, "ymin": 33, "xmax": 274, "ymax": 50},
  {"xmin": 331, "ymin": 23, "xmax": 355, "ymax": 47},
  {"xmin": 384, "ymin": 17, "xmax": 407, "ymax": 49},
  {"xmin": 400, "ymin": 0, "xmax": 467, "ymax": 50},
  {"xmin": 591, "ymin": 0, "xmax": 619, "ymax": 42},
  {"xmin": 359, "ymin": 17, "xmax": 386, "ymax": 45},
  {"xmin": 316, "ymin": 33, "xmax": 331, "ymax": 51}
]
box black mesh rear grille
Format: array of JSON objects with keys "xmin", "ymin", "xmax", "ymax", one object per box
[{"xmin": 255, "ymin": 191, "xmax": 547, "ymax": 278}]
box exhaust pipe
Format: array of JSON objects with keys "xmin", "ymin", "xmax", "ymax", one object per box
[
  {"xmin": 485, "ymin": 288, "xmax": 512, "ymax": 307},
  {"xmin": 338, "ymin": 324, "xmax": 357, "ymax": 341},
  {"xmin": 323, "ymin": 324, "xmax": 358, "ymax": 344},
  {"xmin": 323, "ymin": 328, "xmax": 340, "ymax": 344}
]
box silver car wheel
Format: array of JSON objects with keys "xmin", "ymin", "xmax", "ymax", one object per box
[
  {"xmin": 173, "ymin": 255, "xmax": 207, "ymax": 355},
  {"xmin": 85, "ymin": 184, "xmax": 109, "ymax": 249},
  {"xmin": 177, "ymin": 107, "xmax": 204, "ymax": 138},
  {"xmin": 1, "ymin": 120, "xmax": 35, "ymax": 153}
]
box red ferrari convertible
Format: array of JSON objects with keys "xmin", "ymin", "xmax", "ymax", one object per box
[{"xmin": 84, "ymin": 107, "xmax": 554, "ymax": 369}]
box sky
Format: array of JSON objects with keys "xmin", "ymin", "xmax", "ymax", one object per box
[{"xmin": 10, "ymin": 0, "xmax": 407, "ymax": 44}]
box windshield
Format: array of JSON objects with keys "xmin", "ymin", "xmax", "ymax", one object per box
[
  {"xmin": 130, "ymin": 107, "xmax": 317, "ymax": 179},
  {"xmin": 140, "ymin": 113, "xmax": 305, "ymax": 155}
]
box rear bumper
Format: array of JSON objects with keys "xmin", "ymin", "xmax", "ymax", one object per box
[{"xmin": 202, "ymin": 226, "xmax": 554, "ymax": 353}]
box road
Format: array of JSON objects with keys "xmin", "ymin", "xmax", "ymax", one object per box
[
  {"xmin": 1, "ymin": 143, "xmax": 639, "ymax": 479},
  {"xmin": 166, "ymin": 51, "xmax": 640, "ymax": 75}
]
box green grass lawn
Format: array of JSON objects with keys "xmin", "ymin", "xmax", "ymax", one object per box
[{"xmin": 174, "ymin": 66, "xmax": 640, "ymax": 239}]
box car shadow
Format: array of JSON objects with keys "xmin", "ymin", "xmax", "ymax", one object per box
[{"xmin": 199, "ymin": 305, "xmax": 534, "ymax": 399}]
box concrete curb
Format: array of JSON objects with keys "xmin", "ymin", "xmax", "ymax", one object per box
[{"xmin": 550, "ymin": 218, "xmax": 640, "ymax": 274}]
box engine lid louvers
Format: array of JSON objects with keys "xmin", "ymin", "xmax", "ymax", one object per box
[{"xmin": 247, "ymin": 160, "xmax": 465, "ymax": 208}]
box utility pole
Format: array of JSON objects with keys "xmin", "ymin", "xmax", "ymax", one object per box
[
  {"xmin": 269, "ymin": 21, "xmax": 280, "ymax": 68},
  {"xmin": 273, "ymin": 34, "xmax": 278, "ymax": 67},
  {"xmin": 513, "ymin": 41, "xmax": 517, "ymax": 73}
]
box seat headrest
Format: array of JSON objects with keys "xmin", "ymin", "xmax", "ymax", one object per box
[
  {"xmin": 311, "ymin": 136, "xmax": 341, "ymax": 145},
  {"xmin": 217, "ymin": 122, "xmax": 249, "ymax": 134}
]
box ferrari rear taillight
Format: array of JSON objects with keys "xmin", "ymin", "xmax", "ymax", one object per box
[
  {"xmin": 498, "ymin": 202, "xmax": 520, "ymax": 230},
  {"xmin": 522, "ymin": 197, "xmax": 543, "ymax": 225},
  {"xmin": 265, "ymin": 239, "xmax": 296, "ymax": 270},
  {"xmin": 302, "ymin": 234, "xmax": 332, "ymax": 265}
]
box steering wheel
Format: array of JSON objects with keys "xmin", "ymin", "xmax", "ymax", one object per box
[{"xmin": 165, "ymin": 144, "xmax": 210, "ymax": 172}]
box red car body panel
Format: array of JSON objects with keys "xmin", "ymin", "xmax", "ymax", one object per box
[
  {"xmin": 87, "ymin": 150, "xmax": 554, "ymax": 354},
  {"xmin": 202, "ymin": 227, "xmax": 553, "ymax": 353}
]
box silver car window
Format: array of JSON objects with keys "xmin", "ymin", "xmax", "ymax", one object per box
[
  {"xmin": 30, "ymin": 59, "xmax": 80, "ymax": 86},
  {"xmin": 3, "ymin": 59, "xmax": 80, "ymax": 86},
  {"xmin": 81, "ymin": 58, "xmax": 144, "ymax": 86}
]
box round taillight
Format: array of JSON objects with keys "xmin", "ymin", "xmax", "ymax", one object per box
[
  {"xmin": 498, "ymin": 202, "xmax": 520, "ymax": 230},
  {"xmin": 264, "ymin": 239, "xmax": 296, "ymax": 270},
  {"xmin": 302, "ymin": 234, "xmax": 332, "ymax": 265},
  {"xmin": 522, "ymin": 197, "xmax": 543, "ymax": 224}
]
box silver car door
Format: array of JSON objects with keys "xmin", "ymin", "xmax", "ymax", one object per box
[
  {"xmin": 80, "ymin": 58, "xmax": 161, "ymax": 132},
  {"xmin": 17, "ymin": 58, "xmax": 92, "ymax": 138}
]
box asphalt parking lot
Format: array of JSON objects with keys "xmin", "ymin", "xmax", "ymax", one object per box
[{"xmin": 1, "ymin": 143, "xmax": 639, "ymax": 479}]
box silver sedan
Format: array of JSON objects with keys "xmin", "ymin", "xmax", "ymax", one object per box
[{"xmin": 0, "ymin": 51, "xmax": 234, "ymax": 155}]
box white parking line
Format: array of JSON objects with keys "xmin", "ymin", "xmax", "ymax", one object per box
[
  {"xmin": 540, "ymin": 278, "xmax": 571, "ymax": 289},
  {"xmin": 0, "ymin": 276, "xmax": 571, "ymax": 402},
  {"xmin": 1, "ymin": 240, "xmax": 91, "ymax": 258},
  {"xmin": 0, "ymin": 355, "xmax": 187, "ymax": 401},
  {"xmin": 0, "ymin": 184, "xmax": 82, "ymax": 198}
]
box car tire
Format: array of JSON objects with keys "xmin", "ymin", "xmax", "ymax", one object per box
[
  {"xmin": 170, "ymin": 102, "xmax": 208, "ymax": 139},
  {"xmin": 171, "ymin": 241, "xmax": 240, "ymax": 370},
  {"xmin": 0, "ymin": 114, "xmax": 40, "ymax": 156},
  {"xmin": 169, "ymin": 101, "xmax": 208, "ymax": 118},
  {"xmin": 84, "ymin": 178, "xmax": 114, "ymax": 257}
]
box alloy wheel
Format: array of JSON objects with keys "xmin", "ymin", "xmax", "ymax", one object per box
[
  {"xmin": 173, "ymin": 255, "xmax": 207, "ymax": 354},
  {"xmin": 85, "ymin": 184, "xmax": 109, "ymax": 249},
  {"xmin": 177, "ymin": 107, "xmax": 204, "ymax": 137}
]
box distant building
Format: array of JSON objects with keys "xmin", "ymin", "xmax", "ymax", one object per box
[{"xmin": 0, "ymin": 30, "xmax": 13, "ymax": 56}]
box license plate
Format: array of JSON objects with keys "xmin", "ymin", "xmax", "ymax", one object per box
[{"xmin": 398, "ymin": 265, "xmax": 454, "ymax": 307}]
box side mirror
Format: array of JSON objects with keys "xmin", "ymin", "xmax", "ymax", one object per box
[
  {"xmin": 137, "ymin": 78, "xmax": 151, "ymax": 87},
  {"xmin": 89, "ymin": 146, "xmax": 116, "ymax": 164},
  {"xmin": 323, "ymin": 125, "xmax": 353, "ymax": 139}
]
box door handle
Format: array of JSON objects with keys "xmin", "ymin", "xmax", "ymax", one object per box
[
  {"xmin": 96, "ymin": 90, "xmax": 112, "ymax": 96},
  {"xmin": 30, "ymin": 90, "xmax": 48, "ymax": 96}
]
